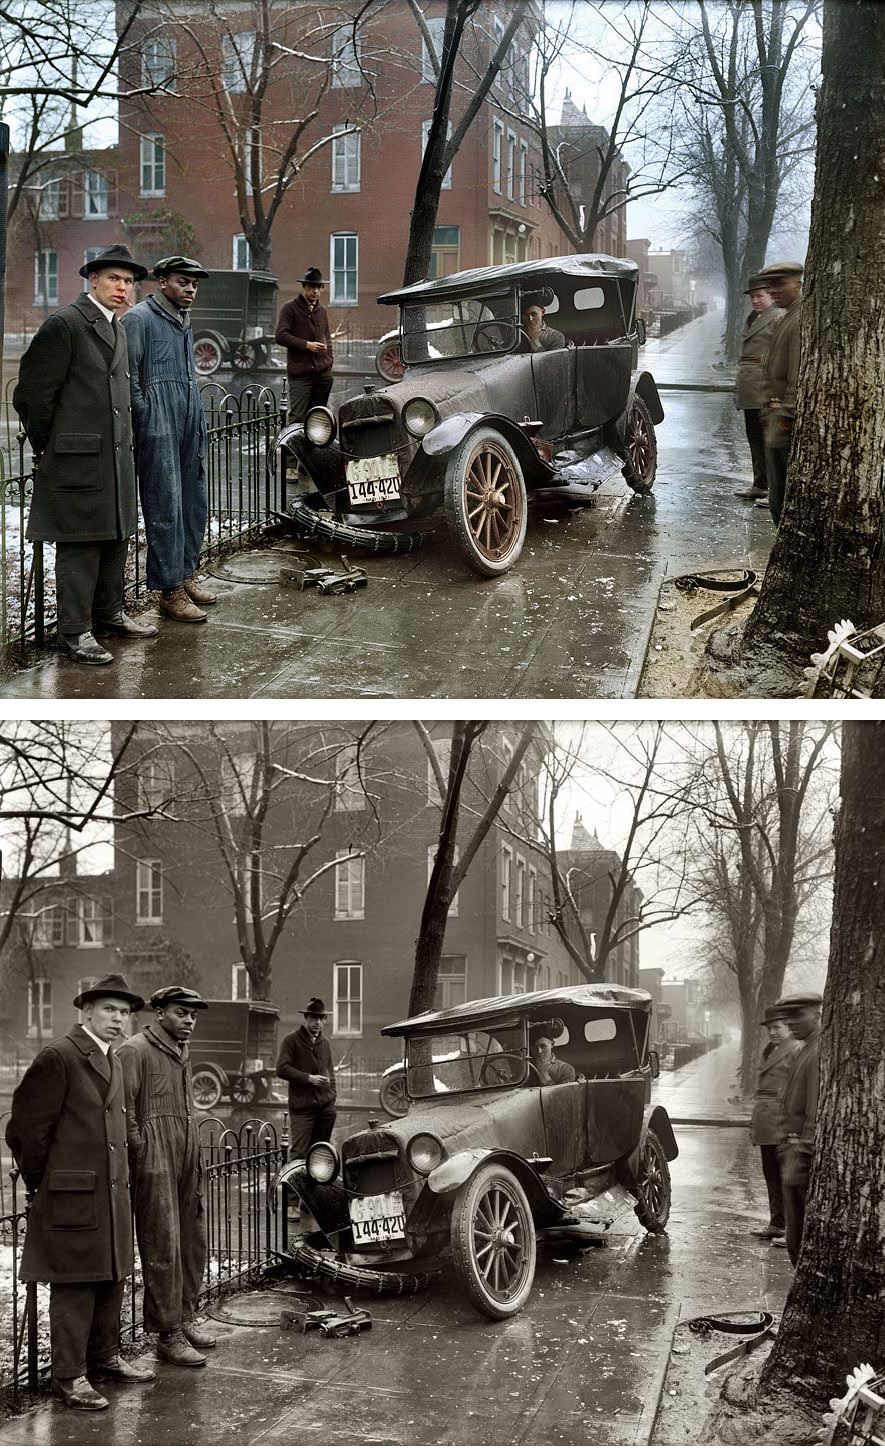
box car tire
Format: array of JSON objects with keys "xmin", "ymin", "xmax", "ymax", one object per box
[
  {"xmin": 443, "ymin": 427, "xmax": 528, "ymax": 577},
  {"xmin": 285, "ymin": 497, "xmax": 425, "ymax": 555},
  {"xmin": 230, "ymin": 1074, "xmax": 259, "ymax": 1106},
  {"xmin": 191, "ymin": 1067, "xmax": 225, "ymax": 1110},
  {"xmin": 232, "ymin": 341, "xmax": 259, "ymax": 371},
  {"xmin": 451, "ymin": 1163, "xmax": 537, "ymax": 1319},
  {"xmin": 194, "ymin": 336, "xmax": 224, "ymax": 376},
  {"xmin": 622, "ymin": 396, "xmax": 658, "ymax": 494},
  {"xmin": 376, "ymin": 339, "xmax": 405, "ymax": 382},
  {"xmin": 288, "ymin": 1241, "xmax": 439, "ymax": 1295},
  {"xmin": 633, "ymin": 1130, "xmax": 671, "ymax": 1232},
  {"xmin": 379, "ymin": 1070, "xmax": 410, "ymax": 1117}
]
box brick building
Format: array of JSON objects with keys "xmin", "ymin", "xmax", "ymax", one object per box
[
  {"xmin": 547, "ymin": 93, "xmax": 629, "ymax": 260},
  {"xmin": 560, "ymin": 813, "xmax": 642, "ymax": 987}
]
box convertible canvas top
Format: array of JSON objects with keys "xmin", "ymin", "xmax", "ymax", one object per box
[
  {"xmin": 381, "ymin": 983, "xmax": 652, "ymax": 1038},
  {"xmin": 378, "ymin": 254, "xmax": 639, "ymax": 307}
]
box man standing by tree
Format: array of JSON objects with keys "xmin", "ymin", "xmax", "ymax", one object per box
[
  {"xmin": 117, "ymin": 985, "xmax": 216, "ymax": 1368},
  {"xmin": 122, "ymin": 257, "xmax": 215, "ymax": 625},
  {"xmin": 757, "ymin": 261, "xmax": 804, "ymax": 523},
  {"xmin": 275, "ymin": 268, "xmax": 334, "ymax": 423},
  {"xmin": 775, "ymin": 991, "xmax": 822, "ymax": 1266},
  {"xmin": 276, "ymin": 997, "xmax": 337, "ymax": 1158},
  {"xmin": 734, "ymin": 276, "xmax": 782, "ymax": 503},
  {"xmin": 748, "ymin": 1006, "xmax": 799, "ymax": 1242}
]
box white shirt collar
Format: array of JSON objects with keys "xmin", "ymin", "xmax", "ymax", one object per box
[
  {"xmin": 86, "ymin": 293, "xmax": 117, "ymax": 325},
  {"xmin": 81, "ymin": 1023, "xmax": 111, "ymax": 1055}
]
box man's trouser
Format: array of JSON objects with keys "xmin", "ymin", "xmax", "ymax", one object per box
[
  {"xmin": 758, "ymin": 1144, "xmax": 785, "ymax": 1231},
  {"xmin": 779, "ymin": 1143, "xmax": 812, "ymax": 1265},
  {"xmin": 50, "ymin": 1278, "xmax": 125, "ymax": 1379},
  {"xmin": 742, "ymin": 409, "xmax": 768, "ymax": 491},
  {"xmin": 286, "ymin": 373, "xmax": 333, "ymax": 424},
  {"xmin": 132, "ymin": 1117, "xmax": 207, "ymax": 1333},
  {"xmin": 55, "ymin": 538, "xmax": 128, "ymax": 635},
  {"xmin": 765, "ymin": 443, "xmax": 790, "ymax": 524},
  {"xmin": 288, "ymin": 1107, "xmax": 337, "ymax": 1159}
]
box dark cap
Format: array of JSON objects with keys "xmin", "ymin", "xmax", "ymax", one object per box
[
  {"xmin": 744, "ymin": 273, "xmax": 769, "ymax": 293},
  {"xmin": 150, "ymin": 985, "xmax": 209, "ymax": 1011},
  {"xmin": 74, "ymin": 973, "xmax": 144, "ymax": 1011},
  {"xmin": 300, "ymin": 267, "xmax": 325, "ymax": 286},
  {"xmin": 79, "ymin": 244, "xmax": 149, "ymax": 282},
  {"xmin": 303, "ymin": 997, "xmax": 328, "ymax": 1017},
  {"xmin": 762, "ymin": 1005, "xmax": 791, "ymax": 1025},
  {"xmin": 153, "ymin": 255, "xmax": 209, "ymax": 280},
  {"xmin": 774, "ymin": 991, "xmax": 822, "ymax": 1013},
  {"xmin": 756, "ymin": 261, "xmax": 804, "ymax": 281}
]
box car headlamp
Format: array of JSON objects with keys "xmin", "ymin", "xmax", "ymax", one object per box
[
  {"xmin": 402, "ymin": 397, "xmax": 439, "ymax": 439},
  {"xmin": 306, "ymin": 1140, "xmax": 340, "ymax": 1183},
  {"xmin": 304, "ymin": 406, "xmax": 335, "ymax": 445},
  {"xmin": 406, "ymin": 1133, "xmax": 445, "ymax": 1175}
]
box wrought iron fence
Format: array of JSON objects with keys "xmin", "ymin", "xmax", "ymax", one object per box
[
  {"xmin": 0, "ymin": 380, "xmax": 285, "ymax": 654},
  {"xmin": 0, "ymin": 1116, "xmax": 288, "ymax": 1397}
]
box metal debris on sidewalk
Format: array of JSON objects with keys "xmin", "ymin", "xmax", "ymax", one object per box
[
  {"xmin": 291, "ymin": 1296, "xmax": 373, "ymax": 1337},
  {"xmin": 279, "ymin": 555, "xmax": 369, "ymax": 595},
  {"xmin": 685, "ymin": 1309, "xmax": 776, "ymax": 1375},
  {"xmin": 820, "ymin": 1363, "xmax": 883, "ymax": 1444},
  {"xmin": 803, "ymin": 620, "xmax": 885, "ymax": 699}
]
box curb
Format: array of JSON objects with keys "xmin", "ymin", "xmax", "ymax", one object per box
[
  {"xmin": 635, "ymin": 1300, "xmax": 682, "ymax": 1444},
  {"xmin": 656, "ymin": 381, "xmax": 734, "ymax": 393}
]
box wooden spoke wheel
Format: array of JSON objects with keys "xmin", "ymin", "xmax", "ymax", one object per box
[
  {"xmin": 623, "ymin": 396, "xmax": 658, "ymax": 493},
  {"xmin": 444, "ymin": 428, "xmax": 527, "ymax": 577},
  {"xmin": 633, "ymin": 1130, "xmax": 671, "ymax": 1231},
  {"xmin": 451, "ymin": 1164, "xmax": 537, "ymax": 1319},
  {"xmin": 194, "ymin": 336, "xmax": 224, "ymax": 375}
]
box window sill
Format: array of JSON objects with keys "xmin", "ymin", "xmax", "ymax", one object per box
[{"xmin": 333, "ymin": 913, "xmax": 365, "ymax": 921}]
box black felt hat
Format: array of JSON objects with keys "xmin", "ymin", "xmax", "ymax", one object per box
[
  {"xmin": 303, "ymin": 997, "xmax": 328, "ymax": 1017},
  {"xmin": 79, "ymin": 244, "xmax": 149, "ymax": 282},
  {"xmin": 74, "ymin": 973, "xmax": 145, "ymax": 1011}
]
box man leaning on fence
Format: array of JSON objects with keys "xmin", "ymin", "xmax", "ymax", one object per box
[
  {"xmin": 117, "ymin": 985, "xmax": 216, "ymax": 1368},
  {"xmin": 4, "ymin": 974, "xmax": 156, "ymax": 1411}
]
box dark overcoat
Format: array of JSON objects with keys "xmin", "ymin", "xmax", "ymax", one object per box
[
  {"xmin": 4, "ymin": 1025, "xmax": 133, "ymax": 1283},
  {"xmin": 276, "ymin": 1025, "xmax": 336, "ymax": 1111},
  {"xmin": 734, "ymin": 304, "xmax": 782, "ymax": 410},
  {"xmin": 13, "ymin": 294, "xmax": 138, "ymax": 543},
  {"xmin": 749, "ymin": 1035, "xmax": 800, "ymax": 1145}
]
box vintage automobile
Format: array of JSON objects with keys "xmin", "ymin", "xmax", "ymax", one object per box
[
  {"xmin": 276, "ymin": 254, "xmax": 664, "ymax": 577},
  {"xmin": 189, "ymin": 997, "xmax": 280, "ymax": 1109},
  {"xmin": 273, "ymin": 984, "xmax": 677, "ymax": 1320},
  {"xmin": 190, "ymin": 269, "xmax": 280, "ymax": 376}
]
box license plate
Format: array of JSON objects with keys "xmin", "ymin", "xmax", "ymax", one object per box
[
  {"xmin": 346, "ymin": 453, "xmax": 401, "ymax": 504},
  {"xmin": 349, "ymin": 1191, "xmax": 406, "ymax": 1244}
]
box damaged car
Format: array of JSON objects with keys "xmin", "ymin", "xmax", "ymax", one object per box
[
  {"xmin": 276, "ymin": 254, "xmax": 664, "ymax": 578},
  {"xmin": 273, "ymin": 984, "xmax": 677, "ymax": 1320}
]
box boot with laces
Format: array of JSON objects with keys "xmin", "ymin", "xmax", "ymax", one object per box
[{"xmin": 159, "ymin": 587, "xmax": 207, "ymax": 624}]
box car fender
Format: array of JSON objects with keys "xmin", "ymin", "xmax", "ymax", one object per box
[
  {"xmin": 421, "ymin": 412, "xmax": 552, "ymax": 483},
  {"xmin": 618, "ymin": 1105, "xmax": 679, "ymax": 1189},
  {"xmin": 428, "ymin": 1149, "xmax": 562, "ymax": 1220},
  {"xmin": 627, "ymin": 370, "xmax": 664, "ymax": 426}
]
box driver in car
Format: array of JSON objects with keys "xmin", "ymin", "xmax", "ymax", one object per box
[
  {"xmin": 532, "ymin": 1034, "xmax": 576, "ymax": 1084},
  {"xmin": 520, "ymin": 295, "xmax": 566, "ymax": 353}
]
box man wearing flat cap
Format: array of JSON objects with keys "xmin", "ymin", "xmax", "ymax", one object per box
[
  {"xmin": 122, "ymin": 257, "xmax": 215, "ymax": 624},
  {"xmin": 734, "ymin": 275, "xmax": 782, "ymax": 502},
  {"xmin": 13, "ymin": 244, "xmax": 159, "ymax": 665},
  {"xmin": 5, "ymin": 974, "xmax": 155, "ymax": 1410},
  {"xmin": 276, "ymin": 997, "xmax": 337, "ymax": 1158},
  {"xmin": 758, "ymin": 261, "xmax": 804, "ymax": 523},
  {"xmin": 117, "ymin": 985, "xmax": 215, "ymax": 1367},
  {"xmin": 748, "ymin": 1005, "xmax": 799, "ymax": 1240},
  {"xmin": 774, "ymin": 991, "xmax": 822, "ymax": 1265},
  {"xmin": 275, "ymin": 267, "xmax": 335, "ymax": 424}
]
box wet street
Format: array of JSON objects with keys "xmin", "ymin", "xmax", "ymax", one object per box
[{"xmin": 0, "ymin": 313, "xmax": 774, "ymax": 701}]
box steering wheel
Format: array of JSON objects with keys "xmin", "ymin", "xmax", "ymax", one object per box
[
  {"xmin": 479, "ymin": 1053, "xmax": 520, "ymax": 1085},
  {"xmin": 472, "ymin": 321, "xmax": 507, "ymax": 353}
]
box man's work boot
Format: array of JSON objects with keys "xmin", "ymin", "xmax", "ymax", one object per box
[
  {"xmin": 90, "ymin": 1355, "xmax": 157, "ymax": 1383},
  {"xmin": 750, "ymin": 1223, "xmax": 783, "ymax": 1238},
  {"xmin": 734, "ymin": 487, "xmax": 767, "ymax": 499},
  {"xmin": 183, "ymin": 1319, "xmax": 217, "ymax": 1350},
  {"xmin": 52, "ymin": 1376, "xmax": 109, "ymax": 1410},
  {"xmin": 93, "ymin": 611, "xmax": 159, "ymax": 639},
  {"xmin": 157, "ymin": 1329, "xmax": 208, "ymax": 1367},
  {"xmin": 184, "ymin": 575, "xmax": 218, "ymax": 606},
  {"xmin": 158, "ymin": 586, "xmax": 207, "ymax": 624},
  {"xmin": 57, "ymin": 631, "xmax": 113, "ymax": 665}
]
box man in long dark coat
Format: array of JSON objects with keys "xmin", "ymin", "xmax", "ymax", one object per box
[
  {"xmin": 275, "ymin": 267, "xmax": 334, "ymax": 423},
  {"xmin": 117, "ymin": 985, "xmax": 214, "ymax": 1368},
  {"xmin": 748, "ymin": 1005, "xmax": 799, "ymax": 1240},
  {"xmin": 122, "ymin": 256, "xmax": 215, "ymax": 625},
  {"xmin": 758, "ymin": 260, "xmax": 804, "ymax": 523},
  {"xmin": 4, "ymin": 974, "xmax": 155, "ymax": 1410},
  {"xmin": 775, "ymin": 991, "xmax": 822, "ymax": 1265},
  {"xmin": 733, "ymin": 274, "xmax": 782, "ymax": 501},
  {"xmin": 276, "ymin": 996, "xmax": 337, "ymax": 1157},
  {"xmin": 12, "ymin": 244, "xmax": 159, "ymax": 664}
]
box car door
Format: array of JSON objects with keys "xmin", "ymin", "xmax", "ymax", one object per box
[
  {"xmin": 530, "ymin": 348, "xmax": 576, "ymax": 444},
  {"xmin": 583, "ymin": 1076, "xmax": 647, "ymax": 1167},
  {"xmin": 574, "ymin": 342, "xmax": 634, "ymax": 430},
  {"xmin": 539, "ymin": 1080, "xmax": 588, "ymax": 1179}
]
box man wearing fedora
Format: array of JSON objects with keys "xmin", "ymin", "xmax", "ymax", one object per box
[
  {"xmin": 13, "ymin": 244, "xmax": 159, "ymax": 665},
  {"xmin": 117, "ymin": 985, "xmax": 215, "ymax": 1368},
  {"xmin": 122, "ymin": 257, "xmax": 216, "ymax": 625},
  {"xmin": 733, "ymin": 274, "xmax": 782, "ymax": 502},
  {"xmin": 748, "ymin": 1004, "xmax": 799, "ymax": 1241},
  {"xmin": 4, "ymin": 974, "xmax": 155, "ymax": 1410},
  {"xmin": 775, "ymin": 991, "xmax": 822, "ymax": 1265},
  {"xmin": 758, "ymin": 260, "xmax": 805, "ymax": 522},
  {"xmin": 276, "ymin": 997, "xmax": 337, "ymax": 1158},
  {"xmin": 274, "ymin": 267, "xmax": 334, "ymax": 424}
]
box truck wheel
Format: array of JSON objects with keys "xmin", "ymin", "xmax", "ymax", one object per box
[
  {"xmin": 622, "ymin": 397, "xmax": 658, "ymax": 494},
  {"xmin": 230, "ymin": 1074, "xmax": 258, "ymax": 1106},
  {"xmin": 379, "ymin": 1070, "xmax": 409, "ymax": 1117},
  {"xmin": 451, "ymin": 1163, "xmax": 536, "ymax": 1319},
  {"xmin": 192, "ymin": 1067, "xmax": 224, "ymax": 1110},
  {"xmin": 194, "ymin": 337, "xmax": 223, "ymax": 376},
  {"xmin": 288, "ymin": 1242, "xmax": 439, "ymax": 1295},
  {"xmin": 444, "ymin": 427, "xmax": 527, "ymax": 577},
  {"xmin": 633, "ymin": 1130, "xmax": 671, "ymax": 1232}
]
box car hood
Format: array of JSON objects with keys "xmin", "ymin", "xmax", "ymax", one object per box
[
  {"xmin": 363, "ymin": 362, "xmax": 502, "ymax": 416},
  {"xmin": 346, "ymin": 1089, "xmax": 544, "ymax": 1161}
]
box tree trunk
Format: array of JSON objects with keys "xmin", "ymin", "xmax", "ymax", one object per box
[
  {"xmin": 707, "ymin": 2, "xmax": 885, "ymax": 695},
  {"xmin": 401, "ymin": 1, "xmax": 467, "ymax": 287}
]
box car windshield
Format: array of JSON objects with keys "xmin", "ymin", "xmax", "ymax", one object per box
[
  {"xmin": 400, "ymin": 291, "xmax": 518, "ymax": 363},
  {"xmin": 404, "ymin": 1025, "xmax": 527, "ymax": 1097}
]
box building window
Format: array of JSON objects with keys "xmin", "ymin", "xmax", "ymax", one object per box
[
  {"xmin": 222, "ymin": 31, "xmax": 255, "ymax": 92},
  {"xmin": 27, "ymin": 979, "xmax": 52, "ymax": 1037},
  {"xmin": 421, "ymin": 120, "xmax": 452, "ymax": 189},
  {"xmin": 142, "ymin": 35, "xmax": 177, "ymax": 88},
  {"xmin": 138, "ymin": 757, "xmax": 174, "ymax": 809},
  {"xmin": 136, "ymin": 859, "xmax": 163, "ymax": 924},
  {"xmin": 519, "ymin": 140, "xmax": 528, "ymax": 205},
  {"xmin": 220, "ymin": 753, "xmax": 254, "ymax": 815},
  {"xmin": 330, "ymin": 232, "xmax": 358, "ymax": 305},
  {"xmin": 515, "ymin": 856, "xmax": 526, "ymax": 928},
  {"xmin": 528, "ymin": 865, "xmax": 537, "ymax": 933},
  {"xmin": 140, "ymin": 133, "xmax": 165, "ymax": 196},
  {"xmin": 334, "ymin": 960, "xmax": 362, "ymax": 1035},
  {"xmin": 506, "ymin": 130, "xmax": 516, "ymax": 200},
  {"xmin": 501, "ymin": 845, "xmax": 513, "ymax": 921},
  {"xmin": 421, "ymin": 16, "xmax": 446, "ymax": 82},
  {"xmin": 334, "ymin": 747, "xmax": 366, "ymax": 811},
  {"xmin": 83, "ymin": 246, "xmax": 106, "ymax": 271},
  {"xmin": 33, "ymin": 251, "xmax": 58, "ymax": 307},
  {"xmin": 499, "ymin": 955, "xmax": 538, "ymax": 996},
  {"xmin": 427, "ymin": 845, "xmax": 459, "ymax": 917},
  {"xmin": 435, "ymin": 955, "xmax": 467, "ymax": 1010},
  {"xmin": 84, "ymin": 170, "xmax": 109, "ymax": 219},
  {"xmin": 330, "ymin": 23, "xmax": 361, "ymax": 87},
  {"xmin": 334, "ymin": 851, "xmax": 365, "ymax": 920},
  {"xmin": 232, "ymin": 962, "xmax": 252, "ymax": 1000},
  {"xmin": 332, "ymin": 125, "xmax": 361, "ymax": 192},
  {"xmin": 32, "ymin": 902, "xmax": 65, "ymax": 948},
  {"xmin": 233, "ymin": 234, "xmax": 252, "ymax": 270},
  {"xmin": 38, "ymin": 175, "xmax": 60, "ymax": 220},
  {"xmin": 492, "ymin": 120, "xmax": 503, "ymax": 193},
  {"xmin": 66, "ymin": 896, "xmax": 113, "ymax": 947},
  {"xmin": 429, "ymin": 225, "xmax": 460, "ymax": 278},
  {"xmin": 492, "ymin": 15, "xmax": 505, "ymax": 87},
  {"xmin": 426, "ymin": 736, "xmax": 452, "ymax": 804}
]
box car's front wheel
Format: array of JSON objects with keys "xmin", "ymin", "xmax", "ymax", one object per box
[
  {"xmin": 191, "ymin": 1067, "xmax": 225, "ymax": 1110},
  {"xmin": 444, "ymin": 428, "xmax": 527, "ymax": 577},
  {"xmin": 622, "ymin": 396, "xmax": 658, "ymax": 494},
  {"xmin": 193, "ymin": 336, "xmax": 224, "ymax": 376},
  {"xmin": 451, "ymin": 1163, "xmax": 537, "ymax": 1319},
  {"xmin": 633, "ymin": 1130, "xmax": 671, "ymax": 1231}
]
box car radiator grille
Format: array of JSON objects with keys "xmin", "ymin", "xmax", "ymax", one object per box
[
  {"xmin": 343, "ymin": 1130, "xmax": 406, "ymax": 1196},
  {"xmin": 338, "ymin": 401, "xmax": 398, "ymax": 459}
]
